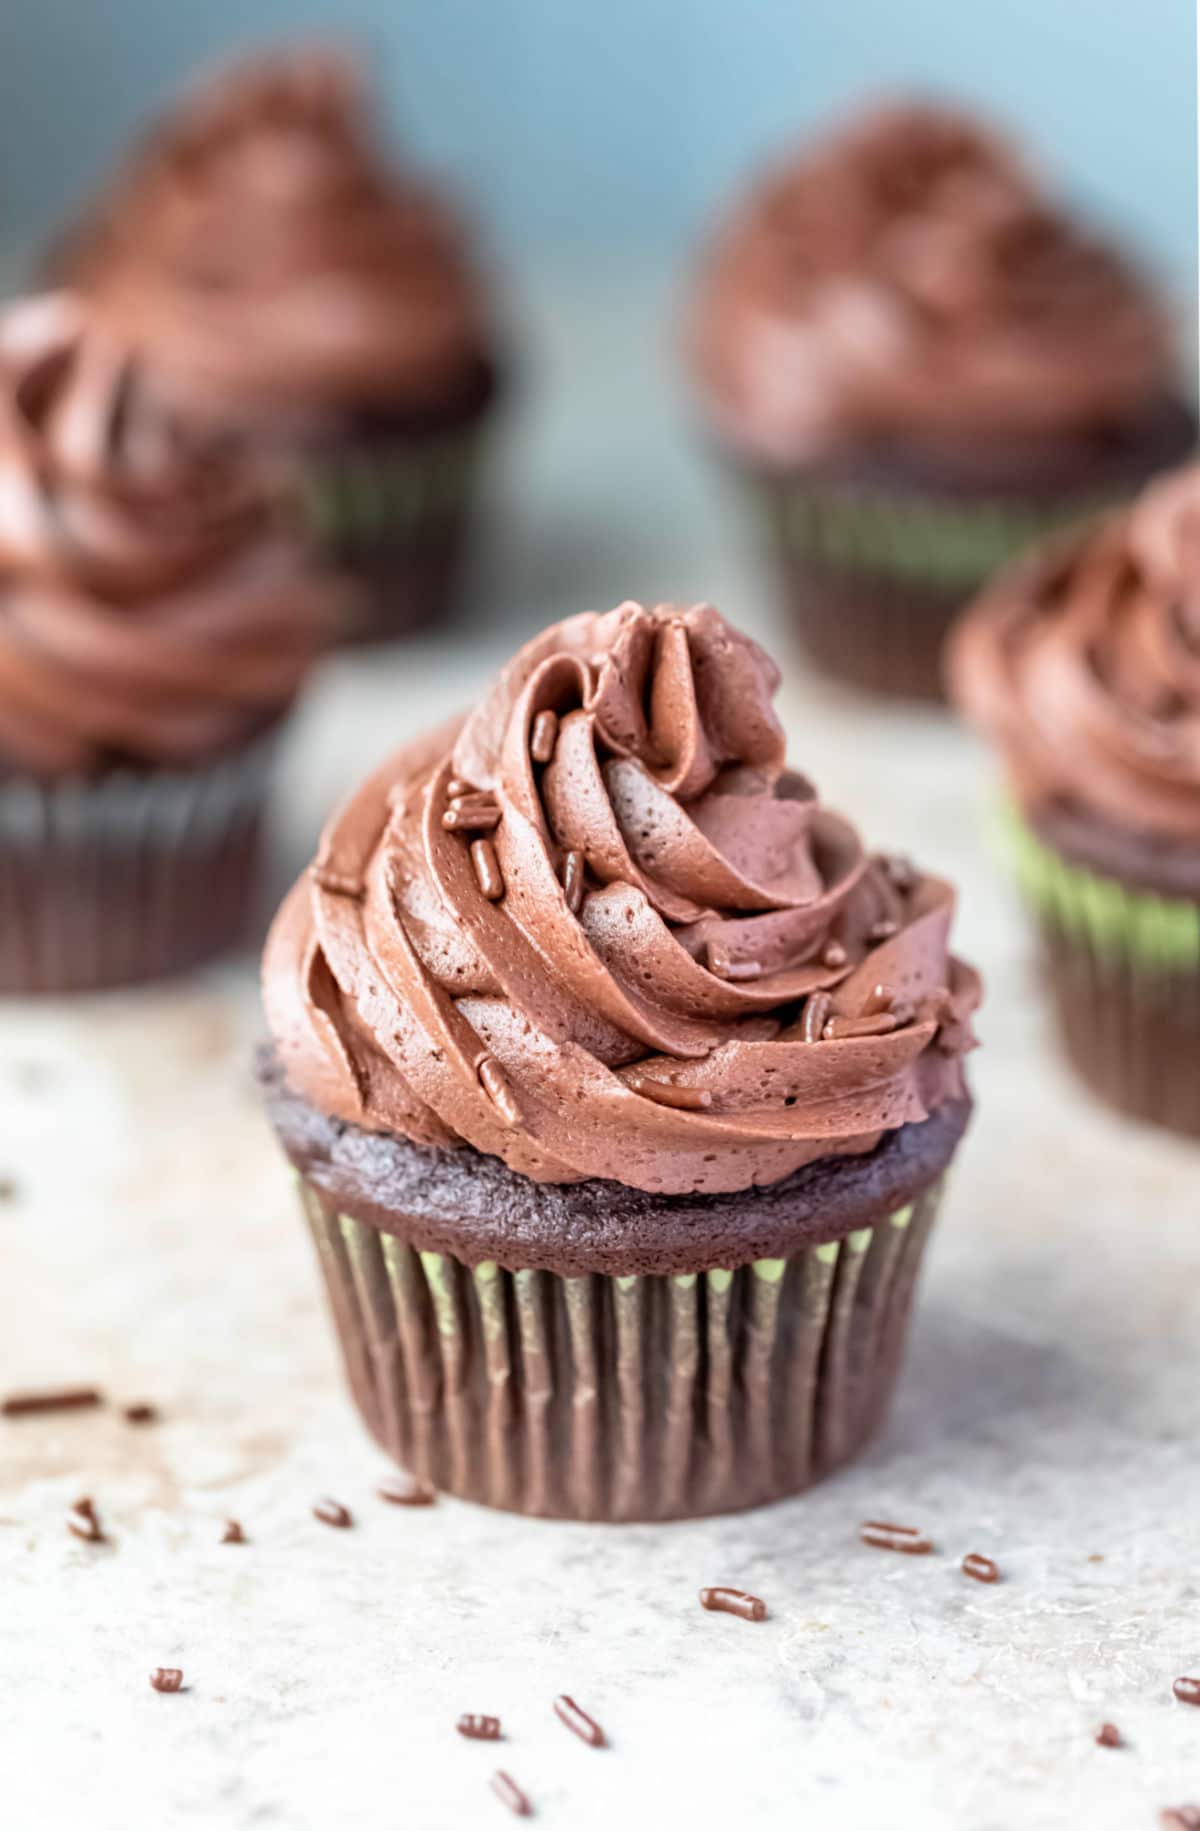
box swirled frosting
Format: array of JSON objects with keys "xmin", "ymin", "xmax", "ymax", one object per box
[
  {"xmin": 689, "ymin": 100, "xmax": 1179, "ymax": 467},
  {"xmin": 0, "ymin": 292, "xmax": 338, "ymax": 777},
  {"xmin": 62, "ymin": 47, "xmax": 496, "ymax": 423},
  {"xmin": 264, "ymin": 600, "xmax": 979, "ymax": 1194},
  {"xmin": 950, "ymin": 462, "xmax": 1200, "ymax": 849}
]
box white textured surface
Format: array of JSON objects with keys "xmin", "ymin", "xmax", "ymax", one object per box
[{"xmin": 3, "ymin": 261, "xmax": 1199, "ymax": 1831}]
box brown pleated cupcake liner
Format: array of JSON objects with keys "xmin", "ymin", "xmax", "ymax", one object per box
[
  {"xmin": 296, "ymin": 428, "xmax": 487, "ymax": 645},
  {"xmin": 296, "ymin": 1173, "xmax": 946, "ymax": 1522},
  {"xmin": 756, "ymin": 478, "xmax": 1115, "ymax": 700},
  {"xmin": 0, "ymin": 741, "xmax": 276, "ymax": 994}
]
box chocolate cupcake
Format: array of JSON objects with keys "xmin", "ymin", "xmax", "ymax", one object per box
[
  {"xmin": 951, "ymin": 462, "xmax": 1200, "ymax": 1135},
  {"xmin": 688, "ymin": 101, "xmax": 1194, "ymax": 700},
  {"xmin": 55, "ymin": 47, "xmax": 501, "ymax": 644},
  {"xmin": 0, "ymin": 293, "xmax": 338, "ymax": 994},
  {"xmin": 261, "ymin": 599, "xmax": 980, "ymax": 1519}
]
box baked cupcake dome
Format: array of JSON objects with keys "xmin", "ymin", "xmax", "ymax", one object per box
[
  {"xmin": 54, "ymin": 46, "xmax": 502, "ymax": 644},
  {"xmin": 687, "ymin": 100, "xmax": 1194, "ymax": 699},
  {"xmin": 950, "ymin": 460, "xmax": 1200, "ymax": 1135},
  {"xmin": 262, "ymin": 599, "xmax": 980, "ymax": 1519},
  {"xmin": 0, "ymin": 292, "xmax": 338, "ymax": 992}
]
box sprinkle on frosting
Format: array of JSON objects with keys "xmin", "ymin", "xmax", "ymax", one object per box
[
  {"xmin": 0, "ymin": 292, "xmax": 338, "ymax": 778},
  {"xmin": 689, "ymin": 100, "xmax": 1179, "ymax": 466},
  {"xmin": 950, "ymin": 461, "xmax": 1200, "ymax": 844},
  {"xmin": 263, "ymin": 600, "xmax": 978, "ymax": 1194}
]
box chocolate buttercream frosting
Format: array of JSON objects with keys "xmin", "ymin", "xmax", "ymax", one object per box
[
  {"xmin": 689, "ymin": 100, "xmax": 1180, "ymax": 468},
  {"xmin": 951, "ymin": 462, "xmax": 1200, "ymax": 866},
  {"xmin": 62, "ymin": 46, "xmax": 496, "ymax": 424},
  {"xmin": 264, "ymin": 600, "xmax": 979, "ymax": 1194},
  {"xmin": 0, "ymin": 292, "xmax": 337, "ymax": 778}
]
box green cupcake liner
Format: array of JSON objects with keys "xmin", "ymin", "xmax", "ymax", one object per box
[
  {"xmin": 297, "ymin": 1173, "xmax": 946, "ymax": 1522},
  {"xmin": 763, "ymin": 482, "xmax": 1114, "ymax": 589},
  {"xmin": 998, "ymin": 803, "xmax": 1200, "ymax": 977},
  {"xmin": 299, "ymin": 431, "xmax": 482, "ymax": 553}
]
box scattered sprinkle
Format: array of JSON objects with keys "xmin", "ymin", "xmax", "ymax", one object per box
[
  {"xmin": 443, "ymin": 800, "xmax": 502, "ymax": 833},
  {"xmin": 529, "ymin": 709, "xmax": 559, "ymax": 765},
  {"xmin": 446, "ymin": 777, "xmax": 475, "ymax": 800},
  {"xmin": 802, "ymin": 991, "xmax": 832, "ymax": 1043},
  {"xmin": 377, "ymin": 1472, "xmax": 436, "ymax": 1507},
  {"xmin": 221, "ymin": 1520, "xmax": 245, "ymax": 1544},
  {"xmin": 861, "ymin": 983, "xmax": 896, "ymax": 1015},
  {"xmin": 961, "ymin": 1553, "xmax": 1000, "ymax": 1585},
  {"xmin": 312, "ymin": 1498, "xmax": 353, "ymax": 1529},
  {"xmin": 860, "ymin": 1520, "xmax": 934, "ymax": 1555},
  {"xmin": 471, "ymin": 837, "xmax": 506, "ymax": 901},
  {"xmin": 3, "ymin": 1387, "xmax": 103, "ymax": 1418},
  {"xmin": 561, "ymin": 849, "xmax": 585, "ymax": 915},
  {"xmin": 823, "ymin": 1013, "xmax": 900, "ymax": 1041},
  {"xmin": 868, "ymin": 919, "xmax": 900, "ymax": 943},
  {"xmin": 699, "ymin": 1586, "xmax": 767, "ymax": 1622},
  {"xmin": 707, "ymin": 944, "xmax": 764, "ymax": 982},
  {"xmin": 822, "ymin": 940, "xmax": 847, "ymax": 968},
  {"xmin": 122, "ymin": 1403, "xmax": 158, "ymax": 1426},
  {"xmin": 67, "ymin": 1497, "xmax": 105, "ymax": 1543},
  {"xmin": 1173, "ymin": 1677, "xmax": 1200, "ymax": 1707},
  {"xmin": 626, "ymin": 1072, "xmax": 712, "ymax": 1111},
  {"xmin": 150, "ymin": 1668, "xmax": 184, "ymax": 1693},
  {"xmin": 1095, "ymin": 1723, "xmax": 1121, "ymax": 1748},
  {"xmin": 553, "ymin": 1695, "xmax": 606, "ymax": 1748},
  {"xmin": 479, "ymin": 1056, "xmax": 521, "ymax": 1127},
  {"xmin": 490, "ymin": 1770, "xmax": 532, "ymax": 1817},
  {"xmin": 457, "ymin": 1714, "xmax": 501, "ymax": 1741}
]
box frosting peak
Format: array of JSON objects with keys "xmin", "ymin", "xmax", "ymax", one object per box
[
  {"xmin": 265, "ymin": 601, "xmax": 978, "ymax": 1194},
  {"xmin": 689, "ymin": 99, "xmax": 1178, "ymax": 465},
  {"xmin": 951, "ymin": 463, "xmax": 1200, "ymax": 845}
]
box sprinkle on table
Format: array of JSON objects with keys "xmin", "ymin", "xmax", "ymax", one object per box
[
  {"xmin": 150, "ymin": 1668, "xmax": 184, "ymax": 1693},
  {"xmin": 699, "ymin": 1586, "xmax": 767, "ymax": 1622},
  {"xmin": 490, "ymin": 1770, "xmax": 532, "ymax": 1817},
  {"xmin": 860, "ymin": 1520, "xmax": 934, "ymax": 1555},
  {"xmin": 553, "ymin": 1694, "xmax": 606, "ymax": 1747},
  {"xmin": 3, "ymin": 1387, "xmax": 103, "ymax": 1418},
  {"xmin": 312, "ymin": 1498, "xmax": 353, "ymax": 1529}
]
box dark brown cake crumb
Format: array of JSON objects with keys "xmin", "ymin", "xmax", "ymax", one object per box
[
  {"xmin": 699, "ymin": 1586, "xmax": 767, "ymax": 1622},
  {"xmin": 961, "ymin": 1553, "xmax": 1000, "ymax": 1584},
  {"xmin": 221, "ymin": 1520, "xmax": 246, "ymax": 1544},
  {"xmin": 67, "ymin": 1497, "xmax": 104, "ymax": 1542},
  {"xmin": 860, "ymin": 1520, "xmax": 934, "ymax": 1555},
  {"xmin": 490, "ymin": 1771, "xmax": 531, "ymax": 1817},
  {"xmin": 313, "ymin": 1498, "xmax": 353, "ymax": 1529},
  {"xmin": 1095, "ymin": 1722, "xmax": 1121, "ymax": 1748},
  {"xmin": 377, "ymin": 1472, "xmax": 436, "ymax": 1507},
  {"xmin": 149, "ymin": 1668, "xmax": 184, "ymax": 1693},
  {"xmin": 553, "ymin": 1695, "xmax": 606, "ymax": 1747},
  {"xmin": 123, "ymin": 1403, "xmax": 158, "ymax": 1425},
  {"xmin": 1173, "ymin": 1677, "xmax": 1200, "ymax": 1707},
  {"xmin": 3, "ymin": 1387, "xmax": 103, "ymax": 1417},
  {"xmin": 457, "ymin": 1714, "xmax": 501, "ymax": 1740}
]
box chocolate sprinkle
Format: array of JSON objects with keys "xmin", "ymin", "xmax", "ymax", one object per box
[
  {"xmin": 860, "ymin": 1520, "xmax": 934, "ymax": 1555},
  {"xmin": 122, "ymin": 1403, "xmax": 158, "ymax": 1425},
  {"xmin": 457, "ymin": 1714, "xmax": 501, "ymax": 1741},
  {"xmin": 699, "ymin": 1586, "xmax": 767, "ymax": 1622},
  {"xmin": 490, "ymin": 1771, "xmax": 531, "ymax": 1817},
  {"xmin": 802, "ymin": 991, "xmax": 832, "ymax": 1044},
  {"xmin": 707, "ymin": 944, "xmax": 764, "ymax": 982},
  {"xmin": 3, "ymin": 1387, "xmax": 103, "ymax": 1418},
  {"xmin": 823, "ymin": 1013, "xmax": 900, "ymax": 1041},
  {"xmin": 626, "ymin": 1072, "xmax": 712, "ymax": 1111},
  {"xmin": 67, "ymin": 1496, "xmax": 104, "ymax": 1543},
  {"xmin": 553, "ymin": 1694, "xmax": 606, "ymax": 1748},
  {"xmin": 443, "ymin": 800, "xmax": 502, "ymax": 833},
  {"xmin": 221, "ymin": 1520, "xmax": 245, "ymax": 1544},
  {"xmin": 961, "ymin": 1553, "xmax": 1000, "ymax": 1584},
  {"xmin": 530, "ymin": 709, "xmax": 559, "ymax": 765},
  {"xmin": 478, "ymin": 1056, "xmax": 521, "ymax": 1127},
  {"xmin": 561, "ymin": 849, "xmax": 585, "ymax": 915},
  {"xmin": 868, "ymin": 919, "xmax": 900, "ymax": 942},
  {"xmin": 150, "ymin": 1668, "xmax": 184, "ymax": 1693},
  {"xmin": 312, "ymin": 1498, "xmax": 353, "ymax": 1529},
  {"xmin": 377, "ymin": 1472, "xmax": 436, "ymax": 1506},
  {"xmin": 861, "ymin": 983, "xmax": 895, "ymax": 1015},
  {"xmin": 446, "ymin": 778, "xmax": 476, "ymax": 799},
  {"xmin": 471, "ymin": 837, "xmax": 506, "ymax": 901},
  {"xmin": 822, "ymin": 940, "xmax": 848, "ymax": 967},
  {"xmin": 1095, "ymin": 1722, "xmax": 1121, "ymax": 1748},
  {"xmin": 1173, "ymin": 1677, "xmax": 1200, "ymax": 1707}
]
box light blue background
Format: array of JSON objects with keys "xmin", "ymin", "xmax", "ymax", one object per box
[{"xmin": 1, "ymin": 0, "xmax": 1195, "ymax": 288}]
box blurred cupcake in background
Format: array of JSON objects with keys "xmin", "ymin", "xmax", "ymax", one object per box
[
  {"xmin": 0, "ymin": 292, "xmax": 341, "ymax": 994},
  {"xmin": 52, "ymin": 45, "xmax": 503, "ymax": 645},
  {"xmin": 687, "ymin": 100, "xmax": 1194, "ymax": 700},
  {"xmin": 950, "ymin": 461, "xmax": 1200, "ymax": 1137}
]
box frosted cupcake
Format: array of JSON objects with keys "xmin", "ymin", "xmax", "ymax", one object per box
[
  {"xmin": 951, "ymin": 461, "xmax": 1200, "ymax": 1135},
  {"xmin": 0, "ymin": 293, "xmax": 338, "ymax": 992},
  {"xmin": 261, "ymin": 598, "xmax": 980, "ymax": 1518},
  {"xmin": 55, "ymin": 46, "xmax": 502, "ymax": 644},
  {"xmin": 688, "ymin": 100, "xmax": 1193, "ymax": 699}
]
